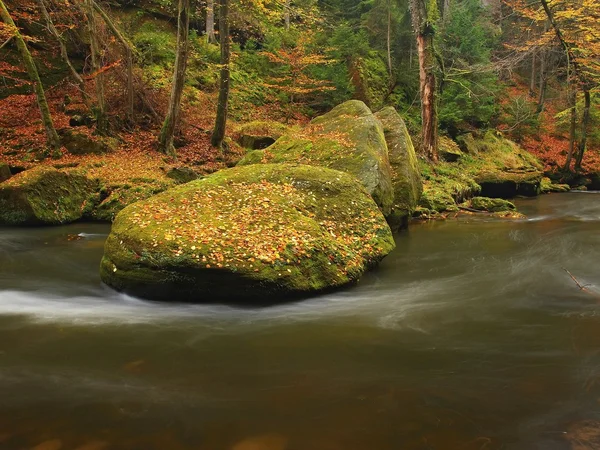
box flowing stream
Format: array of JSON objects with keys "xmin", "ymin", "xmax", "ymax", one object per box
[{"xmin": 0, "ymin": 192, "xmax": 599, "ymax": 450}]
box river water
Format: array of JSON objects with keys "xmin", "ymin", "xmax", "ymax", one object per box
[{"xmin": 0, "ymin": 192, "xmax": 599, "ymax": 450}]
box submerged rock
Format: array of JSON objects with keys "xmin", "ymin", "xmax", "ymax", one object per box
[
  {"xmin": 374, "ymin": 107, "xmax": 423, "ymax": 230},
  {"xmin": 238, "ymin": 100, "xmax": 394, "ymax": 216},
  {"xmin": 100, "ymin": 163, "xmax": 395, "ymax": 302},
  {"xmin": 0, "ymin": 166, "xmax": 98, "ymax": 225}
]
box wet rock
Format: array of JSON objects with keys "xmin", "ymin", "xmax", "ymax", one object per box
[
  {"xmin": 374, "ymin": 106, "xmax": 423, "ymax": 231},
  {"xmin": 0, "ymin": 166, "xmax": 99, "ymax": 226},
  {"xmin": 457, "ymin": 131, "xmax": 543, "ymax": 198},
  {"xmin": 31, "ymin": 439, "xmax": 63, "ymax": 450},
  {"xmin": 231, "ymin": 433, "xmax": 288, "ymax": 450},
  {"xmin": 100, "ymin": 163, "xmax": 395, "ymax": 302},
  {"xmin": 467, "ymin": 196, "xmax": 516, "ymax": 212},
  {"xmin": 238, "ymin": 100, "xmax": 394, "ymax": 216},
  {"xmin": 540, "ymin": 177, "xmax": 570, "ymax": 193},
  {"xmin": 73, "ymin": 440, "xmax": 109, "ymax": 450}
]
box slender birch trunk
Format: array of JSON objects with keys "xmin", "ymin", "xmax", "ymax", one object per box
[
  {"xmin": 0, "ymin": 0, "xmax": 61, "ymax": 153},
  {"xmin": 206, "ymin": 0, "xmax": 217, "ymax": 43},
  {"xmin": 158, "ymin": 0, "xmax": 190, "ymax": 155}
]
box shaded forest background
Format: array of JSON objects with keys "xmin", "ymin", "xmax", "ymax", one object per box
[{"xmin": 0, "ymin": 0, "xmax": 598, "ymax": 178}]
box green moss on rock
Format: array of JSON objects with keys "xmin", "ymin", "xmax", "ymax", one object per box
[
  {"xmin": 468, "ymin": 196, "xmax": 516, "ymax": 212},
  {"xmin": 0, "ymin": 166, "xmax": 99, "ymax": 225},
  {"xmin": 238, "ymin": 100, "xmax": 394, "ymax": 216},
  {"xmin": 100, "ymin": 163, "xmax": 395, "ymax": 302},
  {"xmin": 540, "ymin": 177, "xmax": 570, "ymax": 193},
  {"xmin": 374, "ymin": 107, "xmax": 423, "ymax": 231}
]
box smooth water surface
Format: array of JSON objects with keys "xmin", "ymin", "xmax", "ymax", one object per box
[{"xmin": 0, "ymin": 193, "xmax": 599, "ymax": 450}]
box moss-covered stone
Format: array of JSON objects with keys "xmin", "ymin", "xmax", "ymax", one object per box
[
  {"xmin": 236, "ymin": 121, "xmax": 292, "ymax": 150},
  {"xmin": 0, "ymin": 166, "xmax": 99, "ymax": 225},
  {"xmin": 468, "ymin": 196, "xmax": 516, "ymax": 212},
  {"xmin": 417, "ymin": 159, "xmax": 481, "ymax": 213},
  {"xmin": 439, "ymin": 136, "xmax": 463, "ymax": 162},
  {"xmin": 374, "ymin": 107, "xmax": 423, "ymax": 231},
  {"xmin": 90, "ymin": 181, "xmax": 171, "ymax": 223},
  {"xmin": 59, "ymin": 129, "xmax": 115, "ymax": 155},
  {"xmin": 0, "ymin": 163, "xmax": 11, "ymax": 183},
  {"xmin": 166, "ymin": 167, "xmax": 198, "ymax": 183},
  {"xmin": 100, "ymin": 163, "xmax": 395, "ymax": 302},
  {"xmin": 457, "ymin": 131, "xmax": 543, "ymax": 198},
  {"xmin": 238, "ymin": 101, "xmax": 394, "ymax": 216},
  {"xmin": 540, "ymin": 177, "xmax": 570, "ymax": 193}
]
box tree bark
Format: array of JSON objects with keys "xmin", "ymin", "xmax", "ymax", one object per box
[
  {"xmin": 0, "ymin": 0, "xmax": 61, "ymax": 153},
  {"xmin": 574, "ymin": 88, "xmax": 590, "ymax": 171},
  {"xmin": 529, "ymin": 51, "xmax": 536, "ymax": 97},
  {"xmin": 206, "ymin": 0, "xmax": 217, "ymax": 43},
  {"xmin": 158, "ymin": 0, "xmax": 190, "ymax": 155},
  {"xmin": 210, "ymin": 0, "xmax": 230, "ymax": 149},
  {"xmin": 85, "ymin": 0, "xmax": 108, "ymax": 134},
  {"xmin": 92, "ymin": 0, "xmax": 135, "ymax": 125},
  {"xmin": 37, "ymin": 0, "xmax": 88, "ymax": 104},
  {"xmin": 564, "ymin": 88, "xmax": 577, "ymax": 171},
  {"xmin": 386, "ymin": 0, "xmax": 392, "ymax": 79},
  {"xmin": 284, "ymin": 0, "xmax": 290, "ymax": 29},
  {"xmin": 409, "ymin": 0, "xmax": 438, "ymax": 161}
]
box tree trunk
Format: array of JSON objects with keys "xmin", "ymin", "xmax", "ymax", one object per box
[
  {"xmin": 85, "ymin": 0, "xmax": 108, "ymax": 134},
  {"xmin": 409, "ymin": 0, "xmax": 438, "ymax": 161},
  {"xmin": 284, "ymin": 0, "xmax": 290, "ymax": 29},
  {"xmin": 574, "ymin": 88, "xmax": 590, "ymax": 171},
  {"xmin": 210, "ymin": 0, "xmax": 231, "ymax": 149},
  {"xmin": 37, "ymin": 0, "xmax": 88, "ymax": 104},
  {"xmin": 563, "ymin": 88, "xmax": 577, "ymax": 171},
  {"xmin": 0, "ymin": 0, "xmax": 61, "ymax": 153},
  {"xmin": 536, "ymin": 50, "xmax": 546, "ymax": 113},
  {"xmin": 386, "ymin": 0, "xmax": 392, "ymax": 79},
  {"xmin": 206, "ymin": 0, "xmax": 217, "ymax": 43},
  {"xmin": 158, "ymin": 0, "xmax": 190, "ymax": 155},
  {"xmin": 529, "ymin": 51, "xmax": 536, "ymax": 97},
  {"xmin": 92, "ymin": 0, "xmax": 135, "ymax": 125}
]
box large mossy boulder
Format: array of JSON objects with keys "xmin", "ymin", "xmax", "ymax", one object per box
[
  {"xmin": 374, "ymin": 107, "xmax": 423, "ymax": 230},
  {"xmin": 457, "ymin": 131, "xmax": 543, "ymax": 198},
  {"xmin": 100, "ymin": 163, "xmax": 395, "ymax": 302},
  {"xmin": 468, "ymin": 196, "xmax": 516, "ymax": 212},
  {"xmin": 238, "ymin": 101, "xmax": 394, "ymax": 216},
  {"xmin": 0, "ymin": 166, "xmax": 99, "ymax": 225}
]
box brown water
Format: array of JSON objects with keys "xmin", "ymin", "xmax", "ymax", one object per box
[{"xmin": 0, "ymin": 192, "xmax": 599, "ymax": 450}]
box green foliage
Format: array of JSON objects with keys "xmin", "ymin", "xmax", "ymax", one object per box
[
  {"xmin": 132, "ymin": 21, "xmax": 176, "ymax": 67},
  {"xmin": 438, "ymin": 0, "xmax": 500, "ymax": 133}
]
